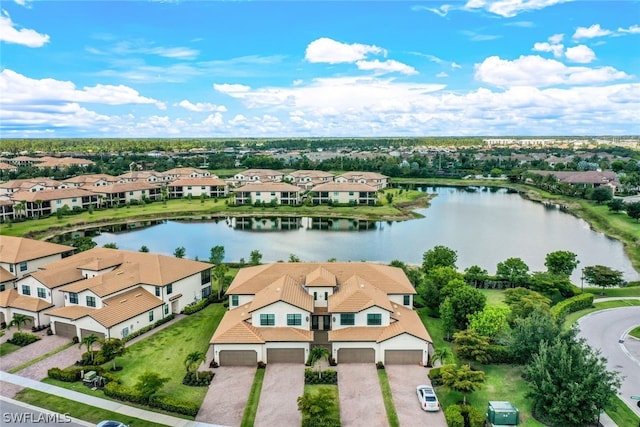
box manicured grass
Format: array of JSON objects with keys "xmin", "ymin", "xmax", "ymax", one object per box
[
  {"xmin": 606, "ymin": 395, "xmax": 640, "ymax": 427},
  {"xmin": 630, "ymin": 326, "xmax": 640, "ymax": 339},
  {"xmin": 377, "ymin": 368, "xmax": 400, "ymax": 427},
  {"xmin": 14, "ymin": 388, "xmax": 166, "ymax": 427},
  {"xmin": 563, "ymin": 300, "xmax": 640, "ymax": 329},
  {"xmin": 479, "ymin": 289, "xmax": 507, "ymax": 307},
  {"xmin": 582, "ymin": 286, "xmax": 640, "ymax": 298},
  {"xmin": 0, "ymin": 342, "xmax": 20, "ymax": 356},
  {"xmin": 8, "ymin": 342, "xmax": 74, "ymax": 374},
  {"xmin": 240, "ymin": 367, "xmax": 265, "ymax": 427},
  {"xmin": 301, "ymin": 384, "xmax": 341, "ymax": 426},
  {"xmin": 111, "ymin": 303, "xmax": 226, "ymax": 402},
  {"xmin": 436, "ymin": 364, "xmax": 544, "ymax": 427}
]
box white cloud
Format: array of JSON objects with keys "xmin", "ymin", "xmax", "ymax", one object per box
[
  {"xmin": 355, "ymin": 59, "xmax": 418, "ymax": 75},
  {"xmin": 177, "ymin": 100, "xmax": 227, "ymax": 113},
  {"xmin": 203, "ymin": 112, "xmax": 224, "ymax": 127},
  {"xmin": 573, "ymin": 24, "xmax": 612, "ymax": 40},
  {"xmin": 618, "ymin": 25, "xmax": 640, "ymax": 34},
  {"xmin": 464, "ymin": 0, "xmax": 570, "ymax": 18},
  {"xmin": 474, "ymin": 55, "xmax": 630, "ymax": 87},
  {"xmin": 533, "ymin": 41, "xmax": 564, "ymax": 58},
  {"xmin": 436, "ymin": 72, "xmax": 449, "ymax": 78},
  {"xmin": 461, "ymin": 30, "xmax": 501, "ymax": 41},
  {"xmin": 411, "ymin": 4, "xmax": 454, "ymax": 17},
  {"xmin": 548, "ymin": 33, "xmax": 564, "ymax": 44},
  {"xmin": 565, "ymin": 45, "xmax": 596, "ymax": 63},
  {"xmin": 305, "ymin": 37, "xmax": 385, "ymax": 64},
  {"xmin": 0, "ymin": 11, "xmax": 49, "ymax": 47},
  {"xmin": 451, "ymin": 62, "xmax": 462, "ymax": 69},
  {"xmin": 213, "ymin": 83, "xmax": 251, "ymax": 94},
  {"xmin": 147, "ymin": 46, "xmax": 199, "ymax": 59}
]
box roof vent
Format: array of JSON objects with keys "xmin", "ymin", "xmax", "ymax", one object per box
[
  {"xmin": 276, "ymin": 287, "xmax": 281, "ymax": 292},
  {"xmin": 116, "ymin": 271, "xmax": 124, "ymax": 275},
  {"xmin": 393, "ymin": 304, "xmax": 397, "ymax": 308},
  {"xmin": 135, "ymin": 293, "xmax": 141, "ymax": 297},
  {"xmin": 120, "ymin": 299, "xmax": 127, "ymax": 303},
  {"xmin": 360, "ymin": 284, "xmax": 365, "ymax": 288}
]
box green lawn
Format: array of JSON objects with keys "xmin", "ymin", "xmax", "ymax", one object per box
[
  {"xmin": 630, "ymin": 326, "xmax": 640, "ymax": 339},
  {"xmin": 0, "ymin": 342, "xmax": 20, "ymax": 356},
  {"xmin": 563, "ymin": 300, "xmax": 640, "ymax": 329},
  {"xmin": 14, "ymin": 388, "xmax": 166, "ymax": 427},
  {"xmin": 581, "ymin": 286, "xmax": 640, "ymax": 298},
  {"xmin": 111, "ymin": 303, "xmax": 226, "ymax": 402},
  {"xmin": 301, "ymin": 384, "xmax": 341, "ymax": 426},
  {"xmin": 479, "ymin": 289, "xmax": 507, "ymax": 307},
  {"xmin": 607, "ymin": 395, "xmax": 640, "ymax": 427},
  {"xmin": 378, "ymin": 368, "xmax": 400, "ymax": 427},
  {"xmin": 240, "ymin": 367, "xmax": 265, "ymax": 427}
]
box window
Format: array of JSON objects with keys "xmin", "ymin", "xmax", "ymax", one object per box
[
  {"xmin": 129, "ymin": 191, "xmax": 134, "ymax": 195},
  {"xmin": 20, "ymin": 261, "xmax": 27, "ymax": 272},
  {"xmin": 149, "ymin": 311, "xmax": 154, "ymax": 322},
  {"xmin": 287, "ymin": 314, "xmax": 302, "ymax": 326},
  {"xmin": 367, "ymin": 313, "xmax": 382, "ymax": 326},
  {"xmin": 167, "ymin": 283, "xmax": 173, "ymax": 294},
  {"xmin": 86, "ymin": 296, "xmax": 96, "ymax": 307},
  {"xmin": 155, "ymin": 286, "xmax": 161, "ymax": 297},
  {"xmin": 271, "ymin": 192, "xmax": 275, "ymax": 196},
  {"xmin": 256, "ymin": 192, "xmax": 261, "ymax": 196},
  {"xmin": 164, "ymin": 303, "xmax": 169, "ymax": 315},
  {"xmin": 202, "ymin": 287, "xmax": 211, "ymax": 299},
  {"xmin": 69, "ymin": 293, "xmax": 78, "ymax": 304},
  {"xmin": 201, "ymin": 269, "xmax": 211, "ymax": 285},
  {"xmin": 56, "ymin": 200, "xmax": 61, "ymax": 205},
  {"xmin": 72, "ymin": 198, "xmax": 77, "ymax": 203},
  {"xmin": 0, "ymin": 284, "xmax": 4, "ymax": 292},
  {"xmin": 403, "ymin": 295, "xmax": 411, "ymax": 305},
  {"xmin": 340, "ymin": 313, "xmax": 355, "ymax": 326},
  {"xmin": 260, "ymin": 314, "xmax": 275, "ymax": 326},
  {"xmin": 231, "ymin": 295, "xmax": 239, "ymax": 307},
  {"xmin": 324, "ymin": 291, "xmax": 328, "ymax": 300},
  {"xmin": 313, "ymin": 292, "xmax": 317, "ymax": 301},
  {"xmin": 9, "ymin": 264, "xmax": 13, "ymax": 273},
  {"xmin": 122, "ymin": 327, "xmax": 129, "ymax": 337},
  {"xmin": 349, "ymin": 192, "xmax": 354, "ymax": 196},
  {"xmin": 21, "ymin": 285, "xmax": 31, "ymax": 296},
  {"xmin": 37, "ymin": 288, "xmax": 46, "ymax": 298}
]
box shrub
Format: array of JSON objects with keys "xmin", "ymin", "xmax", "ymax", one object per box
[
  {"xmin": 551, "ymin": 293, "xmax": 594, "ymax": 319},
  {"xmin": 150, "ymin": 395, "xmax": 200, "ymax": 417},
  {"xmin": 48, "ymin": 366, "xmax": 105, "ymax": 382},
  {"xmin": 8, "ymin": 332, "xmax": 41, "ymax": 347},
  {"xmin": 376, "ymin": 361, "xmax": 385, "ymax": 370},
  {"xmin": 182, "ymin": 371, "xmax": 214, "ymax": 387},
  {"xmin": 183, "ymin": 298, "xmax": 210, "ymax": 315},
  {"xmin": 257, "ymin": 361, "xmax": 266, "ymax": 369},
  {"xmin": 304, "ymin": 368, "xmax": 338, "ymax": 385},
  {"xmin": 445, "ymin": 405, "xmax": 464, "ymax": 427},
  {"xmin": 445, "ymin": 404, "xmax": 484, "ymax": 427},
  {"xmin": 428, "ymin": 366, "xmax": 443, "ymax": 386},
  {"xmin": 486, "ymin": 345, "xmax": 514, "ymax": 364}
]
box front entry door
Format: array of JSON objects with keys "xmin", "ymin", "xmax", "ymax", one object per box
[
  {"xmin": 323, "ymin": 315, "xmax": 331, "ymax": 330},
  {"xmin": 312, "ymin": 315, "xmax": 319, "ymax": 330}
]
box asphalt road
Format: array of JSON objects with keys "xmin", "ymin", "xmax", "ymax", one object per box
[
  {"xmin": 0, "ymin": 396, "xmax": 92, "ymax": 427},
  {"xmin": 577, "ymin": 306, "xmax": 640, "ymax": 417}
]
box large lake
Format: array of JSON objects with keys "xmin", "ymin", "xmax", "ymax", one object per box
[{"xmin": 92, "ymin": 187, "xmax": 639, "ymax": 284}]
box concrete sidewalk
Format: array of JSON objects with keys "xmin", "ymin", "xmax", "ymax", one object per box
[{"xmin": 0, "ymin": 371, "xmax": 227, "ymax": 427}]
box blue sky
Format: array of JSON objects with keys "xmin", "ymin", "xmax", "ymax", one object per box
[{"xmin": 1, "ymin": 0, "xmax": 639, "ymax": 138}]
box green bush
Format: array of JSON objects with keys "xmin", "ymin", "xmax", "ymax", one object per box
[
  {"xmin": 48, "ymin": 366, "xmax": 105, "ymax": 382},
  {"xmin": 551, "ymin": 293, "xmax": 594, "ymax": 319},
  {"xmin": 183, "ymin": 297, "xmax": 210, "ymax": 315},
  {"xmin": 445, "ymin": 405, "xmax": 464, "ymax": 427},
  {"xmin": 103, "ymin": 382, "xmax": 200, "ymax": 416},
  {"xmin": 304, "ymin": 368, "xmax": 338, "ymax": 385},
  {"xmin": 486, "ymin": 345, "xmax": 514, "ymax": 364},
  {"xmin": 8, "ymin": 332, "xmax": 40, "ymax": 347},
  {"xmin": 428, "ymin": 366, "xmax": 443, "ymax": 386},
  {"xmin": 182, "ymin": 371, "xmax": 214, "ymax": 387}
]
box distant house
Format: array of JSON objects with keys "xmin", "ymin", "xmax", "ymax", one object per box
[
  {"xmin": 211, "ymin": 263, "xmax": 431, "ymax": 366},
  {"xmin": 528, "ymin": 170, "xmax": 620, "ymax": 191},
  {"xmin": 310, "ymin": 182, "xmax": 378, "ymax": 205},
  {"xmin": 162, "ymin": 167, "xmax": 211, "ymax": 181},
  {"xmin": 35, "ymin": 157, "xmax": 95, "ymax": 169},
  {"xmin": 231, "ymin": 169, "xmax": 284, "ymax": 186},
  {"xmin": 0, "ymin": 236, "xmax": 74, "ymax": 285},
  {"xmin": 117, "ymin": 171, "xmax": 166, "ymax": 184},
  {"xmin": 11, "ymin": 188, "xmax": 99, "ymax": 217},
  {"xmin": 335, "ymin": 172, "xmax": 388, "ymax": 190},
  {"xmin": 0, "ymin": 162, "xmax": 18, "ymax": 174},
  {"xmin": 167, "ymin": 177, "xmax": 228, "ymax": 199},
  {"xmin": 285, "ymin": 170, "xmax": 335, "ymax": 190},
  {"xmin": 62, "ymin": 174, "xmax": 119, "ymax": 188},
  {"xmin": 91, "ymin": 182, "xmax": 161, "ymax": 206},
  {"xmin": 0, "ymin": 178, "xmax": 61, "ymax": 196},
  {"xmin": 234, "ymin": 182, "xmax": 301, "ymax": 206}
]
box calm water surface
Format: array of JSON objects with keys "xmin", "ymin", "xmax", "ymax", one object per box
[{"xmin": 93, "ymin": 187, "xmax": 639, "ymax": 284}]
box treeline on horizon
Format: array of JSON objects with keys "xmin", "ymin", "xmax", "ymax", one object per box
[{"xmin": 0, "ymin": 136, "xmax": 613, "ymax": 154}]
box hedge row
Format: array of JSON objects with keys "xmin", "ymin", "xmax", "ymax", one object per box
[
  {"xmin": 182, "ymin": 296, "xmax": 212, "ymax": 315},
  {"xmin": 182, "ymin": 371, "xmax": 214, "ymax": 387},
  {"xmin": 48, "ymin": 366, "xmax": 106, "ymax": 382},
  {"xmin": 7, "ymin": 332, "xmax": 40, "ymax": 347},
  {"xmin": 103, "ymin": 383, "xmax": 199, "ymax": 416},
  {"xmin": 551, "ymin": 293, "xmax": 594, "ymax": 319},
  {"xmin": 122, "ymin": 314, "xmax": 174, "ymax": 343},
  {"xmin": 304, "ymin": 368, "xmax": 338, "ymax": 385},
  {"xmin": 445, "ymin": 404, "xmax": 484, "ymax": 427}
]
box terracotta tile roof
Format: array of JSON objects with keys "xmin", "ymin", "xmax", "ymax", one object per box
[
  {"xmin": 77, "ymin": 253, "xmax": 123, "ymax": 271},
  {"xmin": 234, "ymin": 182, "xmax": 300, "ymax": 193},
  {"xmin": 45, "ymin": 305, "xmax": 96, "ymax": 320},
  {"xmin": 381, "ymin": 304, "xmax": 432, "ymax": 343},
  {"xmin": 210, "ymin": 305, "xmax": 263, "ymax": 344},
  {"xmin": 328, "ymin": 326, "xmax": 386, "ymax": 342},
  {"xmin": 239, "ymin": 169, "xmax": 283, "ymax": 177},
  {"xmin": 0, "ymin": 236, "xmax": 74, "ymax": 264},
  {"xmin": 287, "ymin": 170, "xmax": 335, "ymax": 179},
  {"xmin": 117, "ymin": 171, "xmax": 163, "ymax": 180},
  {"xmin": 11, "ymin": 188, "xmax": 96, "ymax": 202},
  {"xmin": 258, "ymin": 327, "xmax": 313, "ymax": 342},
  {"xmin": 62, "ymin": 174, "xmax": 118, "ymax": 185},
  {"xmin": 163, "ymin": 167, "xmax": 210, "ymax": 176},
  {"xmin": 248, "ymin": 275, "xmax": 314, "ymax": 313},
  {"xmin": 91, "ymin": 287, "xmax": 163, "ymax": 328},
  {"xmin": 0, "ymin": 289, "xmax": 53, "ymax": 312},
  {"xmin": 311, "ymin": 182, "xmax": 378, "ymax": 192},
  {"xmin": 92, "ymin": 182, "xmax": 161, "ymax": 194},
  {"xmin": 0, "ymin": 162, "xmax": 18, "ymax": 171},
  {"xmin": 305, "ymin": 267, "xmax": 336, "ymax": 287},
  {"xmin": 29, "ymin": 268, "xmax": 85, "ymax": 289},
  {"xmin": 328, "ymin": 275, "xmax": 394, "ymax": 314},
  {"xmin": 0, "ymin": 266, "xmax": 16, "ymax": 283},
  {"xmin": 337, "ymin": 171, "xmax": 388, "ymax": 180},
  {"xmin": 61, "ymin": 265, "xmax": 141, "ymax": 297},
  {"xmin": 168, "ymin": 177, "xmax": 226, "ymax": 187}
]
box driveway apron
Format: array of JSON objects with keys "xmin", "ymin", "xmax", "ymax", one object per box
[
  {"xmin": 0, "ymin": 335, "xmax": 71, "ymax": 372},
  {"xmin": 386, "ymin": 365, "xmax": 447, "ymax": 427},
  {"xmin": 196, "ymin": 366, "xmax": 255, "ymax": 427},
  {"xmin": 254, "ymin": 363, "xmax": 305, "ymax": 427},
  {"xmin": 338, "ymin": 363, "xmax": 388, "ymax": 427}
]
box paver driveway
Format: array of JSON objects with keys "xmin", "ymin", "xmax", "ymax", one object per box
[
  {"xmin": 386, "ymin": 365, "xmax": 447, "ymax": 427},
  {"xmin": 0, "ymin": 334, "xmax": 71, "ymax": 372},
  {"xmin": 338, "ymin": 363, "xmax": 388, "ymax": 427},
  {"xmin": 254, "ymin": 363, "xmax": 305, "ymax": 427},
  {"xmin": 196, "ymin": 366, "xmax": 255, "ymax": 427}
]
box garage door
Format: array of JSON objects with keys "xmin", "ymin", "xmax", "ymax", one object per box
[
  {"xmin": 384, "ymin": 350, "xmax": 423, "ymax": 365},
  {"xmin": 54, "ymin": 321, "xmax": 76, "ymax": 338},
  {"xmin": 219, "ymin": 350, "xmax": 257, "ymax": 366},
  {"xmin": 80, "ymin": 329, "xmax": 105, "ymax": 340},
  {"xmin": 337, "ymin": 348, "xmax": 375, "ymax": 363},
  {"xmin": 267, "ymin": 348, "xmax": 305, "ymax": 363}
]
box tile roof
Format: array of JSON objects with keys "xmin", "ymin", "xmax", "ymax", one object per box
[
  {"xmin": 61, "ymin": 266, "xmax": 141, "ymax": 297},
  {"xmin": 163, "ymin": 167, "xmax": 210, "ymax": 176},
  {"xmin": 257, "ymin": 327, "xmax": 313, "ymax": 342},
  {"xmin": 0, "ymin": 289, "xmax": 53, "ymax": 312},
  {"xmin": 287, "ymin": 170, "xmax": 335, "ymax": 179},
  {"xmin": 0, "ymin": 236, "xmax": 74, "ymax": 264},
  {"xmin": 45, "ymin": 305, "xmax": 96, "ymax": 320},
  {"xmin": 62, "ymin": 174, "xmax": 119, "ymax": 184},
  {"xmin": 248, "ymin": 275, "xmax": 314, "ymax": 313},
  {"xmin": 11, "ymin": 188, "xmax": 96, "ymax": 202},
  {"xmin": 91, "ymin": 287, "xmax": 163, "ymax": 328},
  {"xmin": 328, "ymin": 326, "xmax": 386, "ymax": 342},
  {"xmin": 0, "ymin": 266, "xmax": 16, "ymax": 283},
  {"xmin": 210, "ymin": 305, "xmax": 263, "ymax": 344},
  {"xmin": 234, "ymin": 182, "xmax": 301, "ymax": 193},
  {"xmin": 0, "ymin": 178, "xmax": 60, "ymax": 190},
  {"xmin": 305, "ymin": 267, "xmax": 337, "ymax": 287},
  {"xmin": 168, "ymin": 177, "xmax": 227, "ymax": 187},
  {"xmin": 29, "ymin": 267, "xmax": 85, "ymax": 289},
  {"xmin": 328, "ymin": 275, "xmax": 394, "ymax": 314},
  {"xmin": 337, "ymin": 171, "xmax": 388, "ymax": 180},
  {"xmin": 92, "ymin": 182, "xmax": 161, "ymax": 194},
  {"xmin": 311, "ymin": 182, "xmax": 378, "ymax": 192}
]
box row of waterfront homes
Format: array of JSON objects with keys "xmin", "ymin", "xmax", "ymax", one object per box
[
  {"xmin": 0, "ymin": 168, "xmax": 389, "ymax": 221},
  {"xmin": 0, "ymin": 236, "xmax": 432, "ymax": 366}
]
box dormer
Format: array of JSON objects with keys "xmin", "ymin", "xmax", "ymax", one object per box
[{"xmin": 304, "ymin": 266, "xmax": 337, "ymax": 308}]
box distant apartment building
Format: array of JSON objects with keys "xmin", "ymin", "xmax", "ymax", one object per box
[{"xmin": 234, "ymin": 182, "xmax": 301, "ymax": 205}]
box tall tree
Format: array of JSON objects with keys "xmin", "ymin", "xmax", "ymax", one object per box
[
  {"xmin": 100, "ymin": 338, "xmax": 127, "ymax": 371},
  {"xmin": 420, "ymin": 266, "xmax": 464, "ymax": 311},
  {"xmin": 446, "ymin": 284, "xmax": 486, "ymax": 331},
  {"xmin": 209, "ymin": 245, "xmax": 225, "ymax": 264},
  {"xmin": 439, "ymin": 297, "xmax": 455, "ymax": 341},
  {"xmin": 467, "ymin": 306, "xmax": 511, "ymax": 343},
  {"xmin": 440, "ymin": 364, "xmax": 486, "ymax": 405},
  {"xmin": 422, "ymin": 245, "xmax": 458, "ymax": 274},
  {"xmin": 510, "ymin": 307, "xmax": 560, "ymax": 363},
  {"xmin": 249, "ymin": 249, "xmax": 263, "ymax": 265},
  {"xmin": 184, "ymin": 351, "xmax": 206, "ymax": 380},
  {"xmin": 8, "ymin": 313, "xmax": 30, "ymax": 332},
  {"xmin": 213, "ymin": 264, "xmax": 228, "ymax": 299},
  {"xmin": 79, "ymin": 334, "xmax": 99, "ymax": 363},
  {"xmin": 525, "ymin": 334, "xmax": 621, "ymax": 427},
  {"xmin": 173, "ymin": 246, "xmax": 186, "ymax": 259},
  {"xmin": 625, "ymin": 202, "xmax": 640, "ymax": 221},
  {"xmin": 463, "ymin": 265, "xmax": 489, "ymax": 287},
  {"xmin": 544, "ymin": 250, "xmax": 579, "ymax": 277},
  {"xmin": 139, "ymin": 245, "xmax": 150, "ymax": 252},
  {"xmin": 590, "ymin": 186, "xmax": 613, "ymax": 204},
  {"xmin": 582, "ymin": 265, "xmax": 625, "ymax": 292},
  {"xmin": 504, "ymin": 287, "xmax": 551, "ymax": 323},
  {"xmin": 496, "ymin": 257, "xmax": 530, "ymax": 287}
]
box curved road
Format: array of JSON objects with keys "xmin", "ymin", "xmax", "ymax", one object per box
[{"xmin": 578, "ymin": 306, "xmax": 640, "ymax": 417}]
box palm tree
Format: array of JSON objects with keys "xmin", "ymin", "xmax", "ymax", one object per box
[
  {"xmin": 307, "ymin": 346, "xmax": 331, "ymax": 378},
  {"xmin": 184, "ymin": 351, "xmax": 206, "ymax": 380},
  {"xmin": 431, "ymin": 347, "xmax": 454, "ymax": 367},
  {"xmin": 99, "ymin": 338, "xmax": 127, "ymax": 371},
  {"xmin": 79, "ymin": 334, "xmax": 99, "ymax": 363},
  {"xmin": 8, "ymin": 313, "xmax": 30, "ymax": 332},
  {"xmin": 213, "ymin": 264, "xmax": 228, "ymax": 299},
  {"xmin": 13, "ymin": 201, "xmax": 25, "ymax": 219}
]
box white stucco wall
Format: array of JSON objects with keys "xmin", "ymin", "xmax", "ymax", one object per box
[
  {"xmin": 379, "ymin": 334, "xmax": 430, "ymax": 365},
  {"xmin": 166, "ymin": 271, "xmax": 210, "ymax": 313},
  {"xmin": 228, "ymin": 294, "xmax": 253, "ymax": 308},
  {"xmin": 250, "ymin": 301, "xmax": 310, "ymax": 329},
  {"xmin": 107, "ymin": 306, "xmax": 162, "ymax": 340},
  {"xmin": 388, "ymin": 294, "xmax": 413, "ymax": 307},
  {"xmin": 309, "ymin": 287, "xmax": 333, "ymax": 308},
  {"xmin": 75, "ymin": 290, "xmax": 103, "ymax": 309},
  {"xmin": 1, "ymin": 253, "xmax": 65, "ymax": 279}
]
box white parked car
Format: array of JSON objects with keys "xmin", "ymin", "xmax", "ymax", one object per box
[{"xmin": 416, "ymin": 384, "xmax": 440, "ymax": 412}]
